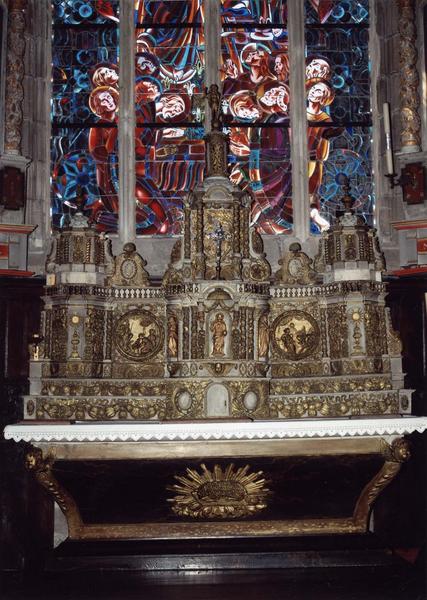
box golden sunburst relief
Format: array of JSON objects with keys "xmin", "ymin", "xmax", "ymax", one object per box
[{"xmin": 167, "ymin": 463, "xmax": 270, "ymax": 519}]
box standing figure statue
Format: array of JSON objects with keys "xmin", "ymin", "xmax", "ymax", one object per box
[
  {"xmin": 210, "ymin": 313, "xmax": 228, "ymax": 357},
  {"xmin": 207, "ymin": 83, "xmax": 223, "ymax": 131},
  {"xmin": 258, "ymin": 313, "xmax": 269, "ymax": 358},
  {"xmin": 168, "ymin": 314, "xmax": 178, "ymax": 357}
]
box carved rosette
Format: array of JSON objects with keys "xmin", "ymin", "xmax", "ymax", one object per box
[
  {"xmin": 396, "ymin": 0, "xmax": 421, "ymax": 151},
  {"xmin": 4, "ymin": 0, "xmax": 28, "ymax": 154}
]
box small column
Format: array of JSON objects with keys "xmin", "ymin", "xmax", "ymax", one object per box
[
  {"xmin": 204, "ymin": 0, "xmax": 221, "ymax": 132},
  {"xmin": 119, "ymin": 0, "xmax": 136, "ymax": 245},
  {"xmin": 4, "ymin": 0, "xmax": 28, "ymax": 155},
  {"xmin": 288, "ymin": 0, "xmax": 310, "ymax": 241},
  {"xmin": 396, "ymin": 0, "xmax": 421, "ymax": 153}
]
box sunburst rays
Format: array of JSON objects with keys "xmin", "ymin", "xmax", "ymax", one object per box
[{"xmin": 167, "ymin": 463, "xmax": 270, "ymax": 519}]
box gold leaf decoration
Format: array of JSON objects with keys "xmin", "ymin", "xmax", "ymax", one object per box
[{"xmin": 167, "ymin": 463, "xmax": 270, "ymax": 519}]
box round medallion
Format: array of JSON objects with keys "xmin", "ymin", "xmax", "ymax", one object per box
[
  {"xmin": 115, "ymin": 310, "xmax": 163, "ymax": 361},
  {"xmin": 272, "ymin": 310, "xmax": 320, "ymax": 361},
  {"xmin": 120, "ymin": 258, "xmax": 137, "ymax": 281}
]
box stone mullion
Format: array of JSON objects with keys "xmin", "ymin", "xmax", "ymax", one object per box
[
  {"xmin": 119, "ymin": 0, "xmax": 136, "ymax": 245},
  {"xmin": 288, "ymin": 0, "xmax": 310, "ymax": 242},
  {"xmin": 396, "ymin": 0, "xmax": 421, "ymax": 152}
]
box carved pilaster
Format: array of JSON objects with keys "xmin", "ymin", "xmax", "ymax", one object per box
[
  {"xmin": 205, "ymin": 131, "xmax": 228, "ymax": 177},
  {"xmin": 4, "ymin": 0, "xmax": 27, "ymax": 154},
  {"xmin": 396, "ymin": 0, "xmax": 421, "ymax": 152}
]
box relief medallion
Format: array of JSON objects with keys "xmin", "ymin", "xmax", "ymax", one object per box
[
  {"xmin": 272, "ymin": 310, "xmax": 320, "ymax": 361},
  {"xmin": 115, "ymin": 310, "xmax": 163, "ymax": 361}
]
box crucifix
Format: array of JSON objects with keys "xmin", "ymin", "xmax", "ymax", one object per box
[{"xmin": 208, "ymin": 222, "xmax": 227, "ymax": 280}]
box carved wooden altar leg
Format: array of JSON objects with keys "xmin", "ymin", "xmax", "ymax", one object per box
[
  {"xmin": 25, "ymin": 447, "xmax": 84, "ymax": 539},
  {"xmin": 353, "ymin": 438, "xmax": 411, "ymax": 529},
  {"xmin": 396, "ymin": 0, "xmax": 421, "ymax": 153},
  {"xmin": 24, "ymin": 438, "xmax": 411, "ymax": 542},
  {"xmin": 4, "ymin": 0, "xmax": 27, "ymax": 155}
]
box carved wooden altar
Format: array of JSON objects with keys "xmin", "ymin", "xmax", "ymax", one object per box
[{"xmin": 5, "ymin": 129, "xmax": 427, "ymax": 544}]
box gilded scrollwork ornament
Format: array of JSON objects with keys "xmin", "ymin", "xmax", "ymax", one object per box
[
  {"xmin": 396, "ymin": 0, "xmax": 421, "ymax": 151},
  {"xmin": 4, "ymin": 0, "xmax": 27, "ymax": 154},
  {"xmin": 275, "ymin": 243, "xmax": 316, "ymax": 285},
  {"xmin": 109, "ymin": 243, "xmax": 150, "ymax": 287}
]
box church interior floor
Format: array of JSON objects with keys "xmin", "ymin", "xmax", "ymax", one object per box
[{"xmin": 2, "ymin": 566, "xmax": 426, "ymax": 600}]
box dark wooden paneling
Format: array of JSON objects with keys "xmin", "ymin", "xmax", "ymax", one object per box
[{"xmin": 0, "ymin": 277, "xmax": 52, "ymax": 574}]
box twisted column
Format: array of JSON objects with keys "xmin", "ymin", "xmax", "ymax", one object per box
[
  {"xmin": 396, "ymin": 0, "xmax": 421, "ymax": 152},
  {"xmin": 4, "ymin": 0, "xmax": 27, "ymax": 155}
]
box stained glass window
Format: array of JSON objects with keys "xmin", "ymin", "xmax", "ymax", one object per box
[
  {"xmin": 305, "ymin": 0, "xmax": 373, "ymax": 233},
  {"xmin": 51, "ymin": 0, "xmax": 120, "ymax": 232},
  {"xmin": 221, "ymin": 1, "xmax": 291, "ymax": 234},
  {"xmin": 134, "ymin": 1, "xmax": 205, "ymax": 234},
  {"xmin": 50, "ymin": 0, "xmax": 375, "ymax": 238}
]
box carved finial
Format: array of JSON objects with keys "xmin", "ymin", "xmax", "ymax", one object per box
[
  {"xmin": 108, "ymin": 243, "xmax": 150, "ymax": 287},
  {"xmin": 337, "ymin": 174, "xmax": 354, "ymax": 213},
  {"xmin": 206, "ymin": 83, "xmax": 223, "ymax": 131}
]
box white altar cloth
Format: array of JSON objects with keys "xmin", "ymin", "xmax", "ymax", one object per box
[{"xmin": 5, "ymin": 416, "xmax": 427, "ymax": 443}]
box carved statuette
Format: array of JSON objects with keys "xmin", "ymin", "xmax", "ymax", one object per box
[
  {"xmin": 258, "ymin": 313, "xmax": 269, "ymax": 358},
  {"xmin": 167, "ymin": 314, "xmax": 179, "ymax": 357},
  {"xmin": 210, "ymin": 313, "xmax": 227, "ymax": 357},
  {"xmin": 109, "ymin": 243, "xmax": 150, "ymax": 287},
  {"xmin": 275, "ymin": 243, "xmax": 316, "ymax": 285},
  {"xmin": 207, "ymin": 83, "xmax": 223, "ymax": 131}
]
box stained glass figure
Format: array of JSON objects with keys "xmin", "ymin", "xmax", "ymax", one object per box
[
  {"xmin": 305, "ymin": 0, "xmax": 373, "ymax": 233},
  {"xmin": 51, "ymin": 0, "xmax": 120, "ymax": 231},
  {"xmin": 221, "ymin": 1, "xmax": 291, "ymax": 234},
  {"xmin": 134, "ymin": 1, "xmax": 205, "ymax": 234}
]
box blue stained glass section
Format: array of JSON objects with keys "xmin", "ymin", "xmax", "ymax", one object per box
[
  {"xmin": 305, "ymin": 0, "xmax": 369, "ymax": 25},
  {"xmin": 310, "ymin": 126, "xmax": 373, "ymax": 232},
  {"xmin": 52, "ymin": 0, "xmax": 119, "ymax": 24},
  {"xmin": 305, "ymin": 0, "xmax": 372, "ymax": 233},
  {"xmin": 305, "ymin": 25, "xmax": 370, "ymax": 125},
  {"xmin": 51, "ymin": 126, "xmax": 119, "ymax": 231},
  {"xmin": 221, "ymin": 0, "xmax": 287, "ymax": 25},
  {"xmin": 52, "ymin": 27, "xmax": 119, "ymax": 125},
  {"xmin": 51, "ymin": 1, "xmax": 120, "ymax": 232}
]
